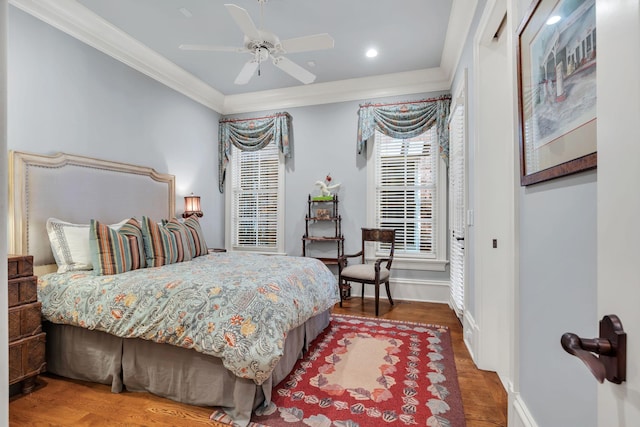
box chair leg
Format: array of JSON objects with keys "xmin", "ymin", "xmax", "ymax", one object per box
[
  {"xmin": 385, "ymin": 280, "xmax": 394, "ymax": 306},
  {"xmin": 361, "ymin": 283, "xmax": 365, "ymax": 299},
  {"xmin": 339, "ymin": 277, "xmax": 343, "ymax": 307},
  {"xmin": 374, "ymin": 284, "xmax": 380, "ymax": 316}
]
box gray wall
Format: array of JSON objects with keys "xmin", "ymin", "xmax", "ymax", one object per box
[
  {"xmin": 514, "ymin": 0, "xmax": 597, "ymax": 425},
  {"xmin": 519, "ymin": 172, "xmax": 597, "ymax": 426},
  {"xmin": 8, "ymin": 6, "xmax": 225, "ymax": 247},
  {"xmin": 8, "ymin": 2, "xmax": 600, "ymax": 424},
  {"xmin": 224, "ymin": 91, "xmax": 450, "ymax": 284},
  {"xmin": 9, "ymin": 4, "xmax": 450, "ymax": 286},
  {"xmin": 447, "ymin": 1, "xmax": 598, "ymax": 425}
]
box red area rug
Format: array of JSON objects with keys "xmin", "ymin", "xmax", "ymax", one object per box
[{"xmin": 212, "ymin": 314, "xmax": 466, "ymax": 426}]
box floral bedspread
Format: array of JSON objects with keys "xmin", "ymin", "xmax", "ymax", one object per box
[{"xmin": 37, "ymin": 252, "xmax": 340, "ymax": 385}]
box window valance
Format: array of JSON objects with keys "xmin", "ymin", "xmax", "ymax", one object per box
[
  {"xmin": 357, "ymin": 96, "xmax": 451, "ymax": 165},
  {"xmin": 218, "ymin": 112, "xmax": 292, "ymax": 193}
]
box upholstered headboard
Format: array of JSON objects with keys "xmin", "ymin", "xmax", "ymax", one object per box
[{"xmin": 8, "ymin": 151, "xmax": 175, "ymax": 273}]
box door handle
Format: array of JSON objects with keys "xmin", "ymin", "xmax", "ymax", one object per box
[{"xmin": 561, "ymin": 314, "xmax": 626, "ymax": 384}]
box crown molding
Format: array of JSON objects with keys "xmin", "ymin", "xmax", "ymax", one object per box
[
  {"xmin": 440, "ymin": 0, "xmax": 479, "ymax": 86},
  {"xmin": 10, "ymin": 0, "xmax": 472, "ymax": 114},
  {"xmin": 9, "ymin": 0, "xmax": 226, "ymax": 113},
  {"xmin": 222, "ymin": 68, "xmax": 450, "ymax": 114}
]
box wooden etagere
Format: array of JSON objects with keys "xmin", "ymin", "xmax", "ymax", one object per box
[{"xmin": 302, "ymin": 194, "xmax": 344, "ymax": 265}]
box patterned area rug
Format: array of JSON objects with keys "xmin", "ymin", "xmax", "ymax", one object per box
[{"xmin": 211, "ymin": 314, "xmax": 466, "ymax": 426}]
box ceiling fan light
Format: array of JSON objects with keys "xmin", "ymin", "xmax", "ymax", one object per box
[
  {"xmin": 182, "ymin": 2, "xmax": 333, "ymax": 86},
  {"xmin": 546, "ymin": 15, "xmax": 561, "ymax": 25},
  {"xmin": 256, "ymin": 46, "xmax": 270, "ymax": 61}
]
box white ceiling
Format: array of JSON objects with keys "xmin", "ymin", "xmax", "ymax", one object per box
[{"xmin": 11, "ymin": 0, "xmax": 477, "ymax": 113}]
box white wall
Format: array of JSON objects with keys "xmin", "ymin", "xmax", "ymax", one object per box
[
  {"xmin": 1, "ymin": 0, "xmax": 8, "ymax": 423},
  {"xmin": 7, "ymin": 5, "xmax": 224, "ymax": 247}
]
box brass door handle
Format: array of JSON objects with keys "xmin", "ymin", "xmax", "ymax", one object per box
[{"xmin": 561, "ymin": 314, "xmax": 626, "ymax": 384}]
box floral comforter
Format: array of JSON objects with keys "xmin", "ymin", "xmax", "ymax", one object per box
[{"xmin": 38, "ymin": 252, "xmax": 340, "ymax": 385}]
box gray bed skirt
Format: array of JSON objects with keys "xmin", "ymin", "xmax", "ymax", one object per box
[{"xmin": 43, "ymin": 309, "xmax": 331, "ymax": 426}]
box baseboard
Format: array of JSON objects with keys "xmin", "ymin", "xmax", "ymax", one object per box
[
  {"xmin": 360, "ymin": 277, "xmax": 450, "ymax": 304},
  {"xmin": 462, "ymin": 310, "xmax": 479, "ymax": 362},
  {"xmin": 509, "ymin": 392, "xmax": 539, "ymax": 427}
]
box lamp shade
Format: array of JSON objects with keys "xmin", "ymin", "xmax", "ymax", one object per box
[{"xmin": 183, "ymin": 193, "xmax": 203, "ymax": 218}]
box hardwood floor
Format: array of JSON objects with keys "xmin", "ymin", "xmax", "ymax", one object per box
[
  {"xmin": 9, "ymin": 299, "xmax": 507, "ymax": 426},
  {"xmin": 334, "ymin": 298, "xmax": 508, "ymax": 427}
]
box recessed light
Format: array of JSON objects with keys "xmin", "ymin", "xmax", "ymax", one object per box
[
  {"xmin": 366, "ymin": 48, "xmax": 378, "ymax": 58},
  {"xmin": 546, "ymin": 15, "xmax": 561, "ymax": 25},
  {"xmin": 179, "ymin": 7, "xmax": 193, "ymax": 18}
]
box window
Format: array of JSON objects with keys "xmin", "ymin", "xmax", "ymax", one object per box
[
  {"xmin": 225, "ymin": 141, "xmax": 285, "ymax": 254},
  {"xmin": 367, "ymin": 128, "xmax": 447, "ymax": 271}
]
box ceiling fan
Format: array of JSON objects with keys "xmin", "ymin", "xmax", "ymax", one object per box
[{"xmin": 179, "ymin": 0, "xmax": 334, "ymax": 85}]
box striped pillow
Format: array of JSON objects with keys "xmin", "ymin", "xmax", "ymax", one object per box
[
  {"xmin": 89, "ymin": 218, "xmax": 145, "ymax": 275},
  {"xmin": 141, "ymin": 216, "xmax": 193, "ymax": 267},
  {"xmin": 183, "ymin": 215, "xmax": 208, "ymax": 257},
  {"xmin": 165, "ymin": 218, "xmax": 196, "ymax": 260}
]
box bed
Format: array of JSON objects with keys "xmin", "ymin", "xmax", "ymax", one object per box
[{"xmin": 8, "ymin": 150, "xmax": 340, "ymax": 426}]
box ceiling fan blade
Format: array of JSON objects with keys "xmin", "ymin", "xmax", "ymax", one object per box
[
  {"xmin": 272, "ymin": 56, "xmax": 316, "ymax": 84},
  {"xmin": 224, "ymin": 4, "xmax": 260, "ymax": 40},
  {"xmin": 280, "ymin": 33, "xmax": 334, "ymax": 53},
  {"xmin": 235, "ymin": 59, "xmax": 259, "ymax": 85},
  {"xmin": 179, "ymin": 44, "xmax": 247, "ymax": 53}
]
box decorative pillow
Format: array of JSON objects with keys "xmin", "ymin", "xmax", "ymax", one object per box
[
  {"xmin": 165, "ymin": 218, "xmax": 196, "ymax": 260},
  {"xmin": 46, "ymin": 218, "xmax": 92, "ymax": 273},
  {"xmin": 47, "ymin": 217, "xmax": 133, "ymax": 273},
  {"xmin": 183, "ymin": 215, "xmax": 208, "ymax": 257},
  {"xmin": 117, "ymin": 218, "xmax": 146, "ymax": 269},
  {"xmin": 140, "ymin": 216, "xmax": 193, "ymax": 267},
  {"xmin": 89, "ymin": 218, "xmax": 146, "ymax": 275}
]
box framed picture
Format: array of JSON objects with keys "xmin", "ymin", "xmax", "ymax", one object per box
[
  {"xmin": 517, "ymin": 0, "xmax": 597, "ymax": 186},
  {"xmin": 315, "ymin": 208, "xmax": 330, "ymax": 219}
]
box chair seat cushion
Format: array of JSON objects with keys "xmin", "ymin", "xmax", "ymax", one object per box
[{"xmin": 341, "ymin": 264, "xmax": 390, "ymax": 282}]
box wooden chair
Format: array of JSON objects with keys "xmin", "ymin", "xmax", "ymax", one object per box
[{"xmin": 338, "ymin": 228, "xmax": 395, "ymax": 316}]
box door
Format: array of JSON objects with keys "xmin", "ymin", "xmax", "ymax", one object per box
[
  {"xmin": 597, "ymin": 0, "xmax": 640, "ymax": 423},
  {"xmin": 448, "ymin": 74, "xmax": 467, "ymax": 319},
  {"xmin": 473, "ymin": 3, "xmax": 514, "ymax": 378}
]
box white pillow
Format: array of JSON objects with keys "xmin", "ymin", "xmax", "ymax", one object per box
[{"xmin": 46, "ymin": 218, "xmax": 130, "ymax": 273}]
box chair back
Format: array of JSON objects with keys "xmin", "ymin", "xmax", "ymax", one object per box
[{"xmin": 361, "ymin": 228, "xmax": 395, "ymax": 264}]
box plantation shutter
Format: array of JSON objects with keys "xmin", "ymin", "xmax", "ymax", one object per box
[
  {"xmin": 374, "ymin": 127, "xmax": 438, "ymax": 257},
  {"xmin": 449, "ymin": 103, "xmax": 466, "ymax": 317},
  {"xmin": 231, "ymin": 141, "xmax": 280, "ymax": 249}
]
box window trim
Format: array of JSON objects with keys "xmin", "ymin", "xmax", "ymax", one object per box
[
  {"xmin": 224, "ymin": 142, "xmax": 286, "ymax": 255},
  {"xmin": 366, "ymin": 129, "xmax": 448, "ymax": 271}
]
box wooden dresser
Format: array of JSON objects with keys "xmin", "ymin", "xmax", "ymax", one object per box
[{"xmin": 8, "ymin": 254, "xmax": 46, "ymax": 394}]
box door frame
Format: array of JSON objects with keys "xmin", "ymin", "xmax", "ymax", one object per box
[
  {"xmin": 470, "ymin": 0, "xmax": 516, "ymax": 389},
  {"xmin": 596, "ymin": 0, "xmax": 640, "ymax": 424}
]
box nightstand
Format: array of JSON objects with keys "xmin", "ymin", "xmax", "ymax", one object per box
[{"xmin": 8, "ymin": 254, "xmax": 46, "ymax": 395}]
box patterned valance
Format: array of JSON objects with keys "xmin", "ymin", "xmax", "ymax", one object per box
[
  {"xmin": 218, "ymin": 112, "xmax": 292, "ymax": 193},
  {"xmin": 357, "ymin": 97, "xmax": 451, "ymax": 165}
]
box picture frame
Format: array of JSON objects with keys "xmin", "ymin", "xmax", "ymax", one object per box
[
  {"xmin": 517, "ymin": 0, "xmax": 597, "ymax": 186},
  {"xmin": 315, "ymin": 208, "xmax": 330, "ymax": 220}
]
